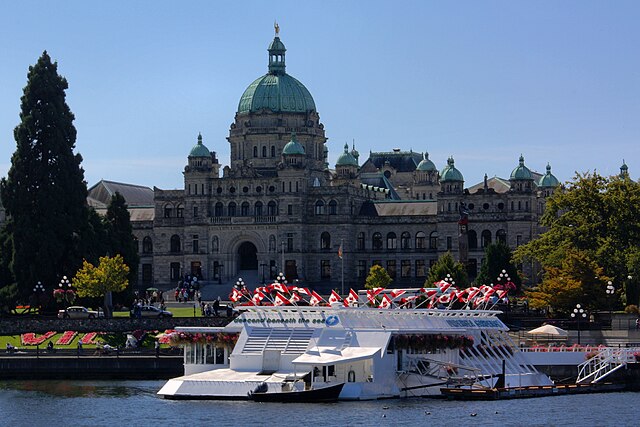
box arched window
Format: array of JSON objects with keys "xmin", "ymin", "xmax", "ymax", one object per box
[
  {"xmin": 415, "ymin": 232, "xmax": 426, "ymax": 250},
  {"xmin": 142, "ymin": 236, "xmax": 153, "ymax": 254},
  {"xmin": 401, "ymin": 232, "xmax": 410, "ymax": 250},
  {"xmin": 241, "ymin": 202, "xmax": 250, "ymax": 216},
  {"xmin": 429, "ymin": 231, "xmax": 438, "ymax": 250},
  {"xmin": 481, "ymin": 230, "xmax": 492, "ymax": 248},
  {"xmin": 468, "ymin": 230, "xmax": 478, "ymax": 250},
  {"xmin": 255, "ymin": 201, "xmax": 263, "ymax": 216},
  {"xmin": 269, "ymin": 235, "xmax": 276, "ymax": 252},
  {"xmin": 262, "ymin": 146, "xmax": 267, "ymax": 157},
  {"xmin": 170, "ymin": 235, "xmax": 181, "ymax": 253},
  {"xmin": 253, "ymin": 146, "xmax": 258, "ymax": 157},
  {"xmin": 267, "ymin": 201, "xmax": 277, "ymax": 215},
  {"xmin": 496, "ymin": 229, "xmax": 507, "ymax": 244},
  {"xmin": 357, "ymin": 232, "xmax": 365, "ymax": 250},
  {"xmin": 321, "ymin": 232, "xmax": 331, "ymax": 250},
  {"xmin": 228, "ymin": 202, "xmax": 236, "ymax": 217},
  {"xmin": 215, "ymin": 202, "xmax": 223, "ymax": 217},
  {"xmin": 387, "ymin": 232, "xmax": 397, "ymax": 250},
  {"xmin": 372, "ymin": 232, "xmax": 383, "ymax": 250},
  {"xmin": 163, "ymin": 203, "xmax": 173, "ymax": 218},
  {"xmin": 211, "ymin": 236, "xmax": 219, "ymax": 253},
  {"xmin": 315, "ymin": 200, "xmax": 324, "ymax": 215},
  {"xmin": 328, "ymin": 200, "xmax": 337, "ymax": 215},
  {"xmin": 271, "ymin": 146, "xmax": 276, "ymax": 157}
]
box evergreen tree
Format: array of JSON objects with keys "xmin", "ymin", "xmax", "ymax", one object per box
[
  {"xmin": 365, "ymin": 265, "xmax": 392, "ymax": 290},
  {"xmin": 104, "ymin": 192, "xmax": 139, "ymax": 292},
  {"xmin": 0, "ymin": 52, "xmax": 89, "ymax": 300},
  {"xmin": 476, "ymin": 242, "xmax": 522, "ymax": 290},
  {"xmin": 425, "ymin": 252, "xmax": 469, "ymax": 288}
]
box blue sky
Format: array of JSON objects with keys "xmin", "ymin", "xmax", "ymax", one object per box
[{"xmin": 0, "ymin": 1, "xmax": 638, "ymax": 189}]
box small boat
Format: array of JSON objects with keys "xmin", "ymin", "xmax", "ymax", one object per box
[{"xmin": 249, "ymin": 382, "xmax": 344, "ymax": 403}]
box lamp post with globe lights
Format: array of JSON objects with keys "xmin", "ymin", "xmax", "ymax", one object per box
[
  {"xmin": 571, "ymin": 303, "xmax": 587, "ymax": 344},
  {"xmin": 277, "ymin": 272, "xmax": 287, "ymax": 286},
  {"xmin": 33, "ymin": 282, "xmax": 45, "ymax": 313},
  {"xmin": 606, "ymin": 281, "xmax": 615, "ymax": 327}
]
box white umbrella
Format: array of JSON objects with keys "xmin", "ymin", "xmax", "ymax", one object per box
[{"xmin": 526, "ymin": 324, "xmax": 569, "ymax": 337}]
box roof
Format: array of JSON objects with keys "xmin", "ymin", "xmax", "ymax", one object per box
[
  {"xmin": 440, "ymin": 157, "xmax": 464, "ymax": 182},
  {"xmin": 282, "ymin": 133, "xmax": 305, "ymax": 155},
  {"xmin": 416, "ymin": 152, "xmax": 437, "ymax": 171},
  {"xmin": 360, "ymin": 150, "xmax": 423, "ymax": 173},
  {"xmin": 359, "ymin": 200, "xmax": 438, "ymax": 217},
  {"xmin": 292, "ymin": 347, "xmax": 382, "ymax": 366},
  {"xmin": 538, "ymin": 164, "xmax": 560, "ymax": 188},
  {"xmin": 359, "ymin": 172, "xmax": 400, "ymax": 200},
  {"xmin": 94, "ymin": 207, "xmax": 155, "ymax": 222},
  {"xmin": 510, "ymin": 155, "xmax": 533, "ymax": 180},
  {"xmin": 336, "ymin": 143, "xmax": 358, "ymax": 166},
  {"xmin": 189, "ymin": 134, "xmax": 211, "ymax": 158},
  {"xmin": 467, "ymin": 176, "xmax": 512, "ymax": 194},
  {"xmin": 87, "ymin": 180, "xmax": 154, "ymax": 208}
]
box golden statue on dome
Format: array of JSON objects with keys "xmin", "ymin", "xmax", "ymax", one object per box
[{"xmin": 274, "ymin": 21, "xmax": 280, "ymax": 35}]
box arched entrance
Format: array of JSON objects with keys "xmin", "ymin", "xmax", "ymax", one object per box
[{"xmin": 238, "ymin": 241, "xmax": 258, "ymax": 270}]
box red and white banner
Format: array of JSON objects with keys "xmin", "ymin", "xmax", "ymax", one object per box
[{"xmin": 329, "ymin": 290, "xmax": 342, "ymax": 304}]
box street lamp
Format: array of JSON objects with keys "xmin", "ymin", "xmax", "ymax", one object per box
[
  {"xmin": 571, "ymin": 303, "xmax": 587, "ymax": 344},
  {"xmin": 33, "ymin": 281, "xmax": 45, "ymax": 312},
  {"xmin": 444, "ymin": 273, "xmax": 456, "ymax": 287},
  {"xmin": 235, "ymin": 277, "xmax": 245, "ymax": 291},
  {"xmin": 277, "ymin": 272, "xmax": 287, "ymax": 285},
  {"xmin": 606, "ymin": 281, "xmax": 615, "ymax": 329}
]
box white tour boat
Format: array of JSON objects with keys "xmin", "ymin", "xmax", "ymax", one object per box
[{"xmin": 158, "ymin": 303, "xmax": 553, "ymax": 400}]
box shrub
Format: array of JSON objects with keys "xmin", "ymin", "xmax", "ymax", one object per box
[{"xmin": 624, "ymin": 305, "xmax": 639, "ymax": 314}]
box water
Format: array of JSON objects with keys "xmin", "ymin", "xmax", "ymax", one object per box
[{"xmin": 0, "ymin": 380, "xmax": 635, "ymax": 427}]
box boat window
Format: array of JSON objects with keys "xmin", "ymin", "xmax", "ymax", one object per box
[
  {"xmin": 328, "ymin": 365, "xmax": 335, "ymax": 377},
  {"xmin": 215, "ymin": 347, "xmax": 225, "ymax": 364}
]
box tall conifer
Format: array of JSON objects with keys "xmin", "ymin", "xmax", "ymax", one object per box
[{"xmin": 0, "ymin": 52, "xmax": 89, "ymax": 299}]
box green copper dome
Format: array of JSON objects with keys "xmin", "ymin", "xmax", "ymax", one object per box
[
  {"xmin": 237, "ymin": 36, "xmax": 316, "ymax": 114},
  {"xmin": 416, "ymin": 152, "xmax": 436, "ymax": 171},
  {"xmin": 283, "ymin": 133, "xmax": 305, "ymax": 155},
  {"xmin": 189, "ymin": 133, "xmax": 211, "ymax": 158},
  {"xmin": 440, "ymin": 157, "xmax": 464, "ymax": 182},
  {"xmin": 510, "ymin": 155, "xmax": 533, "ymax": 180},
  {"xmin": 336, "ymin": 143, "xmax": 358, "ymax": 167},
  {"xmin": 538, "ymin": 163, "xmax": 559, "ymax": 188}
]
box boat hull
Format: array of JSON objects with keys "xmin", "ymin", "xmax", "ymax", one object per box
[{"xmin": 249, "ymin": 383, "xmax": 345, "ymax": 403}]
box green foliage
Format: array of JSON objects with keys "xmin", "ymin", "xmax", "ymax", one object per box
[
  {"xmin": 476, "ymin": 242, "xmax": 521, "ymax": 290},
  {"xmin": 104, "ymin": 192, "xmax": 139, "ymax": 295},
  {"xmin": 515, "ymin": 172, "xmax": 640, "ymax": 307},
  {"xmin": 425, "ymin": 252, "xmax": 469, "ymax": 288},
  {"xmin": 73, "ymin": 255, "xmax": 130, "ymax": 298},
  {"xmin": 624, "ymin": 305, "xmax": 639, "ymax": 315},
  {"xmin": 0, "ymin": 283, "xmax": 19, "ymax": 314},
  {"xmin": 365, "ymin": 265, "xmax": 392, "ymax": 290},
  {"xmin": 0, "ymin": 52, "xmax": 90, "ymax": 301}
]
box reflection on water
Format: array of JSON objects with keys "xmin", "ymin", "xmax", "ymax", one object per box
[{"xmin": 0, "ymin": 380, "xmax": 157, "ymax": 398}]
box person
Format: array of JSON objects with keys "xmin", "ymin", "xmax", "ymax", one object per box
[
  {"xmin": 77, "ymin": 340, "xmax": 83, "ymax": 355},
  {"xmin": 47, "ymin": 341, "xmax": 54, "ymax": 353},
  {"xmin": 636, "ymin": 318, "xmax": 639, "ymax": 330},
  {"xmin": 155, "ymin": 340, "xmax": 160, "ymax": 358},
  {"xmin": 213, "ymin": 296, "xmax": 220, "ymax": 316},
  {"xmin": 6, "ymin": 342, "xmax": 15, "ymax": 353}
]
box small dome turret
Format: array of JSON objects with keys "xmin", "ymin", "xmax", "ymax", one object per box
[
  {"xmin": 538, "ymin": 163, "xmax": 560, "ymax": 188},
  {"xmin": 189, "ymin": 133, "xmax": 211, "ymax": 158},
  {"xmin": 620, "ymin": 160, "xmax": 629, "ymax": 178},
  {"xmin": 417, "ymin": 152, "xmax": 436, "ymax": 171},
  {"xmin": 336, "ymin": 143, "xmax": 358, "ymax": 167},
  {"xmin": 440, "ymin": 157, "xmax": 464, "ymax": 182},
  {"xmin": 510, "ymin": 154, "xmax": 533, "ymax": 180},
  {"xmin": 282, "ymin": 132, "xmax": 305, "ymax": 155}
]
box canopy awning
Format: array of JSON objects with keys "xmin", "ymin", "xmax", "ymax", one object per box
[
  {"xmin": 292, "ymin": 347, "xmax": 381, "ymax": 366},
  {"xmin": 526, "ymin": 324, "xmax": 568, "ymax": 337}
]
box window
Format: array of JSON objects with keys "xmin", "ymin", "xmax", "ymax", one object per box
[
  {"xmin": 468, "ymin": 230, "xmax": 477, "ymax": 250},
  {"xmin": 253, "ymin": 146, "xmax": 258, "ymax": 157},
  {"xmin": 170, "ymin": 262, "xmax": 181, "ymax": 280},
  {"xmin": 142, "ymin": 264, "xmax": 152, "ymax": 283},
  {"xmin": 516, "ymin": 234, "xmax": 522, "ymax": 246},
  {"xmin": 142, "ymin": 236, "xmax": 153, "ymax": 254},
  {"xmin": 357, "ymin": 232, "xmax": 365, "ymax": 250},
  {"xmin": 228, "ymin": 202, "xmax": 236, "ymax": 217},
  {"xmin": 387, "ymin": 260, "xmax": 397, "ymax": 279},
  {"xmin": 193, "ymin": 206, "xmax": 198, "ymax": 218},
  {"xmin": 481, "ymin": 230, "xmax": 492, "ymax": 248},
  {"xmin": 401, "ymin": 260, "xmax": 411, "ymax": 278},
  {"xmin": 268, "ymin": 201, "xmax": 277, "ymax": 215},
  {"xmin": 328, "ymin": 200, "xmax": 337, "ymax": 215},
  {"xmin": 387, "ymin": 232, "xmax": 397, "ymax": 250},
  {"xmin": 415, "ymin": 260, "xmax": 426, "ymax": 278},
  {"xmin": 357, "ymin": 260, "xmax": 367, "ymax": 278},
  {"xmin": 321, "ymin": 232, "xmax": 331, "ymax": 250},
  {"xmin": 429, "ymin": 232, "xmax": 438, "ymax": 250},
  {"xmin": 287, "ymin": 204, "xmax": 293, "ymax": 215},
  {"xmin": 215, "ymin": 202, "xmax": 223, "ymax": 216},
  {"xmin": 269, "ymin": 235, "xmax": 276, "ymax": 252},
  {"xmin": 287, "ymin": 233, "xmax": 294, "ymax": 252},
  {"xmin": 241, "ymin": 202, "xmax": 250, "ymax": 216},
  {"xmin": 255, "ymin": 201, "xmax": 263, "ymax": 216},
  {"xmin": 415, "ymin": 232, "xmax": 426, "ymax": 250},
  {"xmin": 497, "ymin": 229, "xmax": 507, "ymax": 244},
  {"xmin": 446, "ymin": 236, "xmax": 452, "ymax": 250},
  {"xmin": 192, "ymin": 235, "xmax": 199, "ymax": 254},
  {"xmin": 321, "ymin": 260, "xmax": 331, "ymax": 278},
  {"xmin": 262, "ymin": 146, "xmax": 267, "ymax": 157},
  {"xmin": 176, "ymin": 204, "xmax": 184, "ymax": 218},
  {"xmin": 164, "ymin": 204, "xmax": 173, "ymax": 218},
  {"xmin": 315, "ymin": 200, "xmax": 324, "ymax": 215},
  {"xmin": 372, "ymin": 233, "xmax": 383, "ymax": 250},
  {"xmin": 212, "ymin": 236, "xmax": 219, "ymax": 253},
  {"xmin": 271, "ymin": 146, "xmax": 276, "ymax": 157},
  {"xmin": 170, "ymin": 235, "xmax": 181, "ymax": 253},
  {"xmin": 400, "ymin": 232, "xmax": 410, "ymax": 250}
]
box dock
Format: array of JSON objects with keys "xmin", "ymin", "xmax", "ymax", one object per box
[{"xmin": 440, "ymin": 382, "xmax": 625, "ymax": 400}]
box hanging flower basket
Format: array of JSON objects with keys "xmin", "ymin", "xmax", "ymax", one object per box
[{"xmin": 168, "ymin": 332, "xmax": 239, "ymax": 348}]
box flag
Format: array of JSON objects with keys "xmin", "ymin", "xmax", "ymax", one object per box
[
  {"xmin": 424, "ymin": 289, "xmax": 438, "ymax": 298},
  {"xmin": 436, "ymin": 280, "xmax": 452, "ymax": 293},
  {"xmin": 345, "ymin": 289, "xmax": 359, "ymax": 306},
  {"xmin": 309, "ymin": 291, "xmax": 323, "ymax": 306},
  {"xmin": 329, "ymin": 290, "xmax": 342, "ymax": 304},
  {"xmin": 274, "ymin": 292, "xmax": 289, "ymax": 306},
  {"xmin": 293, "ymin": 287, "xmax": 310, "ymax": 295},
  {"xmin": 229, "ymin": 288, "xmax": 243, "ymax": 302},
  {"xmin": 438, "ymin": 293, "xmax": 451, "ymax": 304},
  {"xmin": 379, "ymin": 294, "xmax": 392, "ymax": 309},
  {"xmin": 270, "ymin": 282, "xmax": 288, "ymax": 293},
  {"xmin": 289, "ymin": 292, "xmax": 301, "ymax": 304},
  {"xmin": 496, "ymin": 289, "xmax": 509, "ymax": 300},
  {"xmin": 252, "ymin": 290, "xmax": 266, "ymax": 305},
  {"xmin": 338, "ymin": 243, "xmax": 343, "ymax": 259},
  {"xmin": 390, "ymin": 289, "xmax": 406, "ymax": 299}
]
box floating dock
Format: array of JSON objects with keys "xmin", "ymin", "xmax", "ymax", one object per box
[{"xmin": 441, "ymin": 382, "xmax": 625, "ymax": 400}]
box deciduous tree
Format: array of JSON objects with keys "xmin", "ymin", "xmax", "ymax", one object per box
[{"xmin": 73, "ymin": 255, "xmax": 130, "ymax": 317}]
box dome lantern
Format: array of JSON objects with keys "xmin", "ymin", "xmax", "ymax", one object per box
[
  {"xmin": 510, "ymin": 154, "xmax": 533, "ymax": 180},
  {"xmin": 282, "ymin": 132, "xmax": 305, "ymax": 155},
  {"xmin": 538, "ymin": 163, "xmax": 560, "ymax": 188},
  {"xmin": 189, "ymin": 133, "xmax": 211, "ymax": 158},
  {"xmin": 336, "ymin": 142, "xmax": 358, "ymax": 167}
]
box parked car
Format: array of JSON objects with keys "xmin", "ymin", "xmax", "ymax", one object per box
[
  {"xmin": 58, "ymin": 306, "xmax": 103, "ymax": 319},
  {"xmin": 130, "ymin": 305, "xmax": 173, "ymax": 318}
]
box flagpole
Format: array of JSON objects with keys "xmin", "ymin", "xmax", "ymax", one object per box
[{"xmin": 340, "ymin": 238, "xmax": 344, "ymax": 296}]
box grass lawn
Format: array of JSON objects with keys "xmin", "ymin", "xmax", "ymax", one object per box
[{"xmin": 113, "ymin": 306, "xmax": 203, "ymax": 318}]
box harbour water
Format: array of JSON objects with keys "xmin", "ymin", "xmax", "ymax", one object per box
[{"xmin": 0, "ymin": 380, "xmax": 636, "ymax": 426}]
